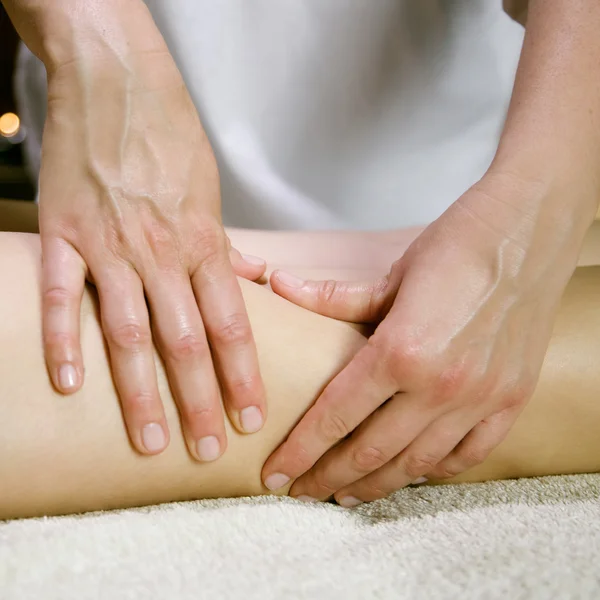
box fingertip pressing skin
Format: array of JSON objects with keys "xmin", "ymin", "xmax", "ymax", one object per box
[
  {"xmin": 141, "ymin": 422, "xmax": 168, "ymax": 454},
  {"xmin": 53, "ymin": 362, "xmax": 83, "ymax": 395},
  {"xmin": 240, "ymin": 405, "xmax": 265, "ymax": 433},
  {"xmin": 181, "ymin": 407, "xmax": 227, "ymax": 463},
  {"xmin": 222, "ymin": 378, "xmax": 266, "ymax": 436},
  {"xmin": 135, "ymin": 418, "xmax": 170, "ymax": 456},
  {"xmin": 264, "ymin": 472, "xmax": 291, "ymax": 491},
  {"xmin": 195, "ymin": 435, "xmax": 223, "ymax": 462}
]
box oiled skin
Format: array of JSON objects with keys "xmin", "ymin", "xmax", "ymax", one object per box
[{"xmin": 1, "ymin": 215, "xmax": 600, "ymax": 518}]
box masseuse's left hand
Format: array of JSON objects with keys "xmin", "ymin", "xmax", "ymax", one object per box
[{"xmin": 263, "ymin": 169, "xmax": 596, "ymax": 505}]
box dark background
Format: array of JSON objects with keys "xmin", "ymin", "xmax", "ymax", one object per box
[
  {"xmin": 0, "ymin": 5, "xmax": 18, "ymax": 115},
  {"xmin": 0, "ymin": 4, "xmax": 35, "ymax": 200}
]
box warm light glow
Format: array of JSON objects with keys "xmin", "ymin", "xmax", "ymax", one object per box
[{"xmin": 0, "ymin": 112, "xmax": 21, "ymax": 138}]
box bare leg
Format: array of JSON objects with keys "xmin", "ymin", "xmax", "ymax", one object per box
[
  {"xmin": 1, "ymin": 212, "xmax": 600, "ymax": 517},
  {"xmin": 0, "ymin": 232, "xmax": 365, "ymax": 518}
]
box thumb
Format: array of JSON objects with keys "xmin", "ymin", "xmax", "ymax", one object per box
[{"xmin": 270, "ymin": 269, "xmax": 394, "ymax": 323}]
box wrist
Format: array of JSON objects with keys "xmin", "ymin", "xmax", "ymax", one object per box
[
  {"xmin": 480, "ymin": 159, "xmax": 599, "ymax": 255},
  {"xmin": 489, "ymin": 135, "xmax": 600, "ymax": 222},
  {"xmin": 9, "ymin": 0, "xmax": 168, "ymax": 72}
]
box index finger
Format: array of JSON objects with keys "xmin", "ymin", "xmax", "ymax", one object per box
[
  {"xmin": 261, "ymin": 339, "xmax": 396, "ymax": 491},
  {"xmin": 191, "ymin": 238, "xmax": 266, "ymax": 435}
]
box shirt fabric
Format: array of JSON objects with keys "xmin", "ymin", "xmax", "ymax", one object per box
[{"xmin": 16, "ymin": 0, "xmax": 524, "ymax": 230}]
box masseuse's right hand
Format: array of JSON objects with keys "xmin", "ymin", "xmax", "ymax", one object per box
[{"xmin": 5, "ymin": 0, "xmax": 267, "ymax": 461}]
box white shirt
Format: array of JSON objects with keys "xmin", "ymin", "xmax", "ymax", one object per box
[{"xmin": 16, "ymin": 0, "xmax": 524, "ymax": 230}]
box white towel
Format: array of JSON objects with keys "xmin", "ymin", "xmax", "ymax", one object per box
[{"xmin": 2, "ymin": 474, "xmax": 599, "ymax": 599}]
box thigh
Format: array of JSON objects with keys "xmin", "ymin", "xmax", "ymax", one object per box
[{"xmin": 0, "ymin": 232, "xmax": 365, "ymax": 518}]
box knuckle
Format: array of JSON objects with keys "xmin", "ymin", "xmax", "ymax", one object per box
[
  {"xmin": 318, "ymin": 280, "xmax": 341, "ymax": 305},
  {"xmin": 108, "ymin": 322, "xmax": 152, "ymax": 351},
  {"xmin": 500, "ymin": 385, "xmax": 531, "ymax": 412},
  {"xmin": 228, "ymin": 373, "xmax": 263, "ymax": 400},
  {"xmin": 384, "ymin": 339, "xmax": 414, "ymax": 368},
  {"xmin": 285, "ymin": 443, "xmax": 317, "ymax": 476},
  {"xmin": 193, "ymin": 219, "xmax": 226, "ymax": 266},
  {"xmin": 351, "ymin": 445, "xmax": 389, "ymax": 473},
  {"xmin": 435, "ymin": 464, "xmax": 462, "ymax": 479},
  {"xmin": 166, "ymin": 331, "xmax": 206, "ymax": 362},
  {"xmin": 459, "ymin": 444, "xmax": 489, "ymax": 466},
  {"xmin": 99, "ymin": 218, "xmax": 134, "ymax": 258},
  {"xmin": 143, "ymin": 219, "xmax": 177, "ymax": 261},
  {"xmin": 311, "ymin": 471, "xmax": 338, "ymax": 497},
  {"xmin": 402, "ymin": 452, "xmax": 439, "ymax": 479},
  {"xmin": 434, "ymin": 362, "xmax": 470, "ymax": 400},
  {"xmin": 124, "ymin": 391, "xmax": 157, "ymax": 414},
  {"xmin": 44, "ymin": 331, "xmax": 76, "ymax": 353},
  {"xmin": 211, "ymin": 314, "xmax": 253, "ymax": 347},
  {"xmin": 426, "ymin": 373, "xmax": 468, "ymax": 411},
  {"xmin": 384, "ymin": 338, "xmax": 433, "ymax": 385},
  {"xmin": 44, "ymin": 286, "xmax": 74, "ymax": 309},
  {"xmin": 318, "ymin": 411, "xmax": 352, "ymax": 444},
  {"xmin": 184, "ymin": 404, "xmax": 216, "ymax": 423}
]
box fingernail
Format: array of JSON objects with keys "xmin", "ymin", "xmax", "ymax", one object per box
[
  {"xmin": 295, "ymin": 495, "xmax": 319, "ymax": 503},
  {"xmin": 196, "ymin": 436, "xmax": 221, "ymax": 462},
  {"xmin": 276, "ymin": 271, "xmax": 305, "ymax": 288},
  {"xmin": 413, "ymin": 477, "xmax": 428, "ymax": 485},
  {"xmin": 58, "ymin": 363, "xmax": 77, "ymax": 390},
  {"xmin": 240, "ymin": 406, "xmax": 263, "ymax": 433},
  {"xmin": 338, "ymin": 496, "xmax": 363, "ymax": 508},
  {"xmin": 142, "ymin": 423, "xmax": 166, "ymax": 453},
  {"xmin": 242, "ymin": 254, "xmax": 265, "ymax": 266},
  {"xmin": 264, "ymin": 473, "xmax": 291, "ymax": 491}
]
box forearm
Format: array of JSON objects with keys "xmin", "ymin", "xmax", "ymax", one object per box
[
  {"xmin": 493, "ymin": 0, "xmax": 600, "ymax": 222},
  {"xmin": 1, "ymin": 0, "xmax": 168, "ymax": 70}
]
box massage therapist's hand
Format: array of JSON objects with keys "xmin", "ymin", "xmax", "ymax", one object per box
[
  {"xmin": 4, "ymin": 0, "xmax": 267, "ymax": 461},
  {"xmin": 263, "ymin": 0, "xmax": 600, "ymax": 505},
  {"xmin": 264, "ymin": 171, "xmax": 596, "ymax": 505}
]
